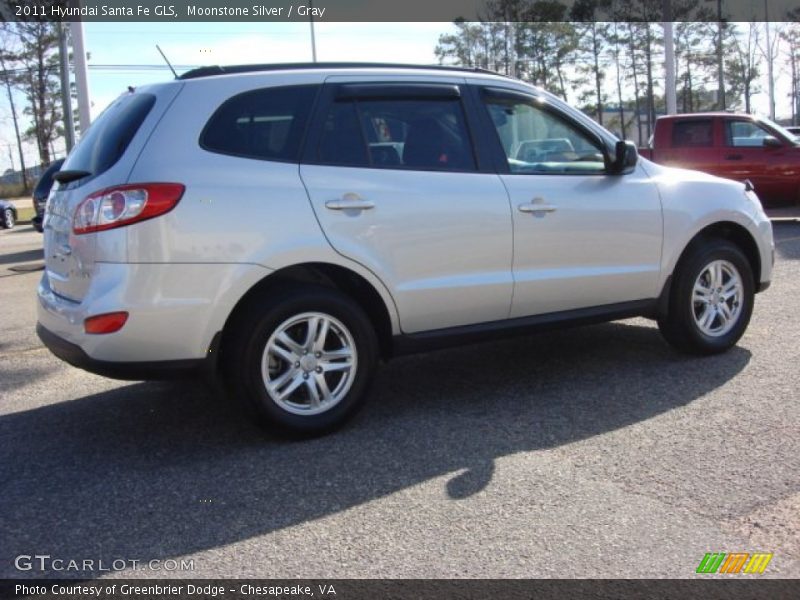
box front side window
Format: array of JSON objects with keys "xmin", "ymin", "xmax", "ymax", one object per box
[
  {"xmin": 726, "ymin": 121, "xmax": 773, "ymax": 147},
  {"xmin": 484, "ymin": 96, "xmax": 605, "ymax": 174},
  {"xmin": 317, "ymin": 96, "xmax": 476, "ymax": 172},
  {"xmin": 201, "ymin": 85, "xmax": 318, "ymax": 162}
]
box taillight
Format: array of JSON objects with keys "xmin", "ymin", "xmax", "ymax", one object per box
[
  {"xmin": 72, "ymin": 183, "xmax": 184, "ymax": 234},
  {"xmin": 84, "ymin": 312, "xmax": 129, "ymax": 334}
]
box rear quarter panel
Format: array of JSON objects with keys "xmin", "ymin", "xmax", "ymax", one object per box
[{"xmin": 126, "ymin": 72, "xmax": 401, "ymax": 334}]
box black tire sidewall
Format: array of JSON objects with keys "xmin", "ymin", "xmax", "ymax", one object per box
[
  {"xmin": 3, "ymin": 209, "xmax": 13, "ymax": 229},
  {"xmin": 672, "ymin": 241, "xmax": 755, "ymax": 353},
  {"xmin": 233, "ymin": 287, "xmax": 378, "ymax": 435}
]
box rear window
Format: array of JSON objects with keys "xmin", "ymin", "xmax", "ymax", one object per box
[
  {"xmin": 671, "ymin": 119, "xmax": 713, "ymax": 148},
  {"xmin": 64, "ymin": 93, "xmax": 155, "ymax": 177},
  {"xmin": 201, "ymin": 85, "xmax": 318, "ymax": 162}
]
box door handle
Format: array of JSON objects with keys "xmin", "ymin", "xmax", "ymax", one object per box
[
  {"xmin": 725, "ymin": 154, "xmax": 743, "ymax": 160},
  {"xmin": 518, "ymin": 202, "xmax": 557, "ymax": 213},
  {"xmin": 325, "ymin": 193, "xmax": 375, "ymax": 211}
]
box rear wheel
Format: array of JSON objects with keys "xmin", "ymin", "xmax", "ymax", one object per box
[
  {"xmin": 2, "ymin": 208, "xmax": 14, "ymax": 229},
  {"xmin": 224, "ymin": 286, "xmax": 378, "ymax": 436},
  {"xmin": 658, "ymin": 239, "xmax": 754, "ymax": 355}
]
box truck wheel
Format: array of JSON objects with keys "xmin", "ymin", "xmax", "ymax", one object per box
[
  {"xmin": 658, "ymin": 239, "xmax": 754, "ymax": 355},
  {"xmin": 2, "ymin": 208, "xmax": 14, "ymax": 229},
  {"xmin": 224, "ymin": 286, "xmax": 378, "ymax": 436}
]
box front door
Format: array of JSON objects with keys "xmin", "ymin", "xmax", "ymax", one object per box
[{"xmin": 477, "ymin": 87, "xmax": 663, "ymax": 318}]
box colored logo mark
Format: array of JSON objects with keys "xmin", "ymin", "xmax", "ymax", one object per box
[{"xmin": 696, "ymin": 552, "xmax": 773, "ymax": 574}]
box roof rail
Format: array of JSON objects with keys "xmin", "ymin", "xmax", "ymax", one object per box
[{"xmin": 178, "ymin": 62, "xmax": 512, "ymax": 81}]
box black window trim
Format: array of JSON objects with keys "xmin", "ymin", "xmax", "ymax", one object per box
[
  {"xmin": 198, "ymin": 83, "xmax": 322, "ymax": 165},
  {"xmin": 477, "ymin": 86, "xmax": 613, "ymax": 177},
  {"xmin": 301, "ymin": 81, "xmax": 487, "ymax": 174},
  {"xmin": 335, "ymin": 83, "xmax": 461, "ymax": 101}
]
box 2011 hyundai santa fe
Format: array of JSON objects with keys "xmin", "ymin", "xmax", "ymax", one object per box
[{"xmin": 37, "ymin": 64, "xmax": 774, "ymax": 435}]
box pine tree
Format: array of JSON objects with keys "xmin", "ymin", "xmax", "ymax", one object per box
[{"xmin": 8, "ymin": 22, "xmax": 64, "ymax": 165}]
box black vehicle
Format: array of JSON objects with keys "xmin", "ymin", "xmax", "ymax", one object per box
[
  {"xmin": 31, "ymin": 158, "xmax": 65, "ymax": 233},
  {"xmin": 0, "ymin": 199, "xmax": 18, "ymax": 230}
]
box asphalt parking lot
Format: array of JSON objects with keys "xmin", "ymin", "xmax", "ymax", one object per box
[{"xmin": 1, "ymin": 221, "xmax": 799, "ymax": 580}]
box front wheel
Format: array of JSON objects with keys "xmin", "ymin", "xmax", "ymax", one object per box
[
  {"xmin": 2, "ymin": 208, "xmax": 14, "ymax": 229},
  {"xmin": 224, "ymin": 286, "xmax": 378, "ymax": 436},
  {"xmin": 658, "ymin": 239, "xmax": 754, "ymax": 355}
]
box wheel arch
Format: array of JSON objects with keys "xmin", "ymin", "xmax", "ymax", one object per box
[
  {"xmin": 219, "ymin": 262, "xmax": 396, "ymax": 361},
  {"xmin": 658, "ymin": 220, "xmax": 762, "ymax": 319},
  {"xmin": 681, "ymin": 221, "xmax": 761, "ymax": 284}
]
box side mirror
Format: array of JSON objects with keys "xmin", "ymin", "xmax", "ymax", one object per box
[
  {"xmin": 609, "ymin": 140, "xmax": 638, "ymax": 174},
  {"xmin": 763, "ymin": 135, "xmax": 782, "ymax": 149}
]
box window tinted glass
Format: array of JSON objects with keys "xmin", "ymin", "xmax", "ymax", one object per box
[
  {"xmin": 64, "ymin": 93, "xmax": 155, "ymax": 176},
  {"xmin": 484, "ymin": 97, "xmax": 605, "ymax": 174},
  {"xmin": 318, "ymin": 101, "xmax": 369, "ymax": 166},
  {"xmin": 671, "ymin": 120, "xmax": 713, "ymax": 148},
  {"xmin": 726, "ymin": 121, "xmax": 772, "ymax": 147},
  {"xmin": 201, "ymin": 85, "xmax": 318, "ymax": 162},
  {"xmin": 317, "ymin": 97, "xmax": 476, "ymax": 172}
]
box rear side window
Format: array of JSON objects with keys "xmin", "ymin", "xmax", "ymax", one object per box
[
  {"xmin": 201, "ymin": 85, "xmax": 318, "ymax": 162},
  {"xmin": 671, "ymin": 120, "xmax": 713, "ymax": 148},
  {"xmin": 64, "ymin": 93, "xmax": 155, "ymax": 177}
]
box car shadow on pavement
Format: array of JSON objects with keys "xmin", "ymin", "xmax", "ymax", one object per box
[
  {"xmin": 0, "ymin": 248, "xmax": 43, "ymax": 266},
  {"xmin": 0, "ymin": 321, "xmax": 751, "ymax": 578},
  {"xmin": 773, "ymin": 220, "xmax": 800, "ymax": 261}
]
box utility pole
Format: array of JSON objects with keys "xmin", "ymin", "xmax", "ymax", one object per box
[
  {"xmin": 309, "ymin": 0, "xmax": 317, "ymax": 62},
  {"xmin": 58, "ymin": 23, "xmax": 75, "ymax": 152},
  {"xmin": 70, "ymin": 20, "xmax": 91, "ymax": 134},
  {"xmin": 765, "ymin": 1, "xmax": 776, "ymax": 120},
  {"xmin": 716, "ymin": 0, "xmax": 726, "ymax": 110},
  {"xmin": 663, "ymin": 0, "xmax": 677, "ymax": 115}
]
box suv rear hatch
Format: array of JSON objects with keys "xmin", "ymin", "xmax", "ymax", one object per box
[{"xmin": 44, "ymin": 85, "xmax": 180, "ymax": 302}]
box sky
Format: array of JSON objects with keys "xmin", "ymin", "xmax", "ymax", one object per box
[
  {"xmin": 0, "ymin": 22, "xmax": 446, "ymax": 171},
  {"xmin": 83, "ymin": 22, "xmax": 447, "ymax": 119},
  {"xmin": 0, "ymin": 20, "xmax": 796, "ymax": 173}
]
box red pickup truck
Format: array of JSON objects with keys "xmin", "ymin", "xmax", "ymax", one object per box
[{"xmin": 639, "ymin": 112, "xmax": 800, "ymax": 208}]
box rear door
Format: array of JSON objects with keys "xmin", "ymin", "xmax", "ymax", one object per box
[
  {"xmin": 656, "ymin": 117, "xmax": 721, "ymax": 173},
  {"xmin": 299, "ymin": 80, "xmax": 513, "ymax": 333}
]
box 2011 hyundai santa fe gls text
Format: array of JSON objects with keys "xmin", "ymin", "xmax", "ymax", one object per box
[{"xmin": 37, "ymin": 64, "xmax": 774, "ymax": 435}]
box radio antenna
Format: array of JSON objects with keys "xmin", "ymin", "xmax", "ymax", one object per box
[{"xmin": 156, "ymin": 44, "xmax": 178, "ymax": 79}]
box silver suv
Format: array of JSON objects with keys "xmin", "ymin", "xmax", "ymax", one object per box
[{"xmin": 38, "ymin": 64, "xmax": 774, "ymax": 434}]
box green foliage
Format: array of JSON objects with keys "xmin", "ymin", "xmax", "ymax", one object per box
[{"xmin": 2, "ymin": 22, "xmax": 64, "ymax": 165}]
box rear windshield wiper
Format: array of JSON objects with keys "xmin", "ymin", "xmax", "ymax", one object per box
[{"xmin": 53, "ymin": 170, "xmax": 91, "ymax": 184}]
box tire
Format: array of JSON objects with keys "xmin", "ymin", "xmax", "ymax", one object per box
[
  {"xmin": 658, "ymin": 238, "xmax": 754, "ymax": 355},
  {"xmin": 2, "ymin": 208, "xmax": 14, "ymax": 230},
  {"xmin": 223, "ymin": 285, "xmax": 379, "ymax": 436}
]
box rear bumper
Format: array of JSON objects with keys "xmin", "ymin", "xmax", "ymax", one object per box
[{"xmin": 36, "ymin": 322, "xmax": 208, "ymax": 380}]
